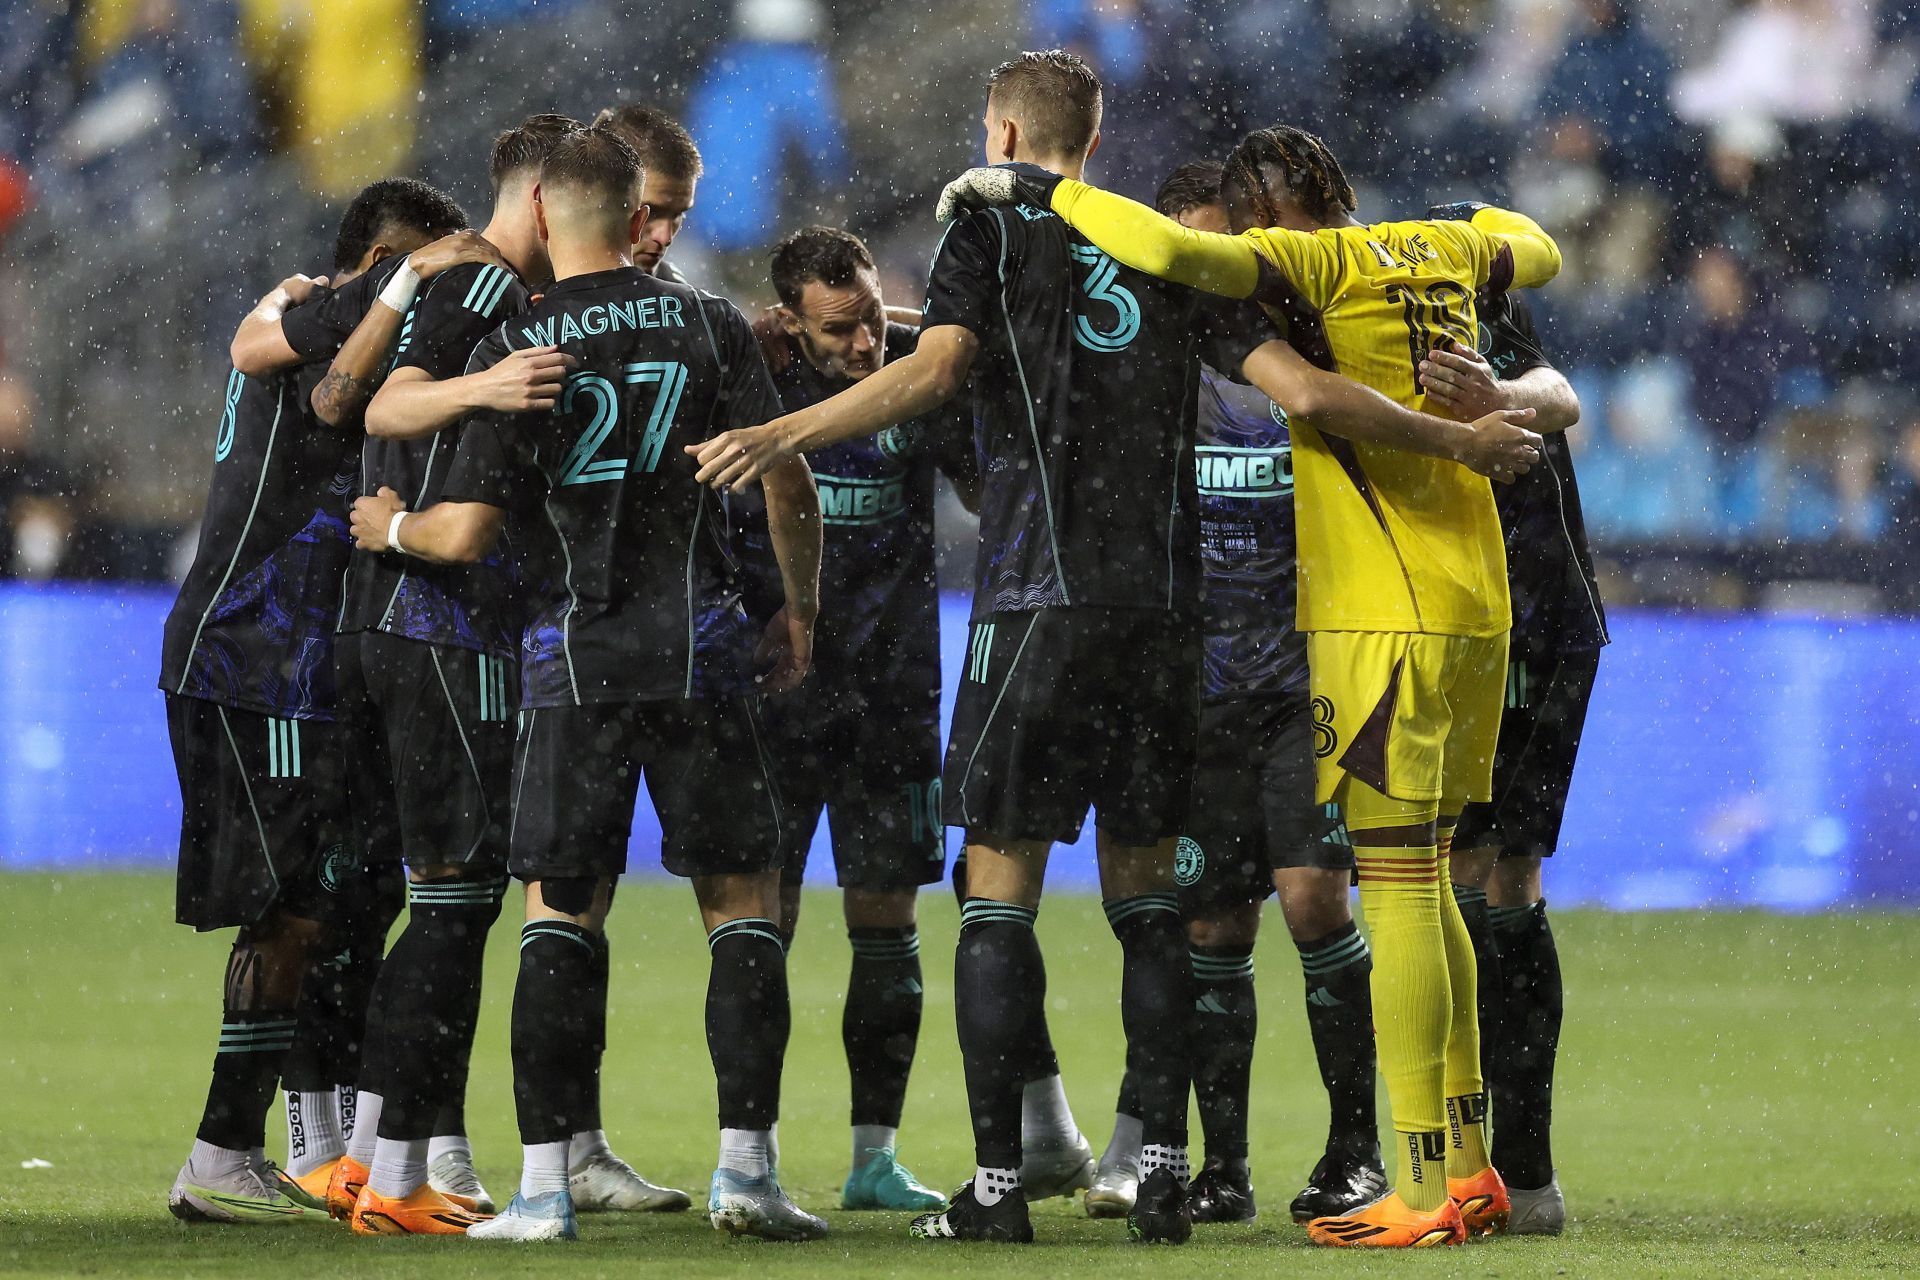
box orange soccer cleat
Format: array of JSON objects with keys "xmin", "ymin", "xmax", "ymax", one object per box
[
  {"xmin": 350, "ymin": 1183, "xmax": 491, "ymax": 1236},
  {"xmin": 269, "ymin": 1158, "xmax": 339, "ymax": 1213},
  {"xmin": 1307, "ymin": 1192, "xmax": 1468, "ymax": 1248},
  {"xmin": 325, "ymin": 1155, "xmax": 369, "ymax": 1221},
  {"xmin": 1448, "ymin": 1166, "xmax": 1512, "ymax": 1238}
]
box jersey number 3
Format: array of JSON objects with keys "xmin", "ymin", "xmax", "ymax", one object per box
[
  {"xmin": 1070, "ymin": 244, "xmax": 1141, "ymax": 353},
  {"xmin": 557, "ymin": 361, "xmax": 689, "ymax": 486}
]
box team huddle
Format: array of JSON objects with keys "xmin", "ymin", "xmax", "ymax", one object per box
[{"xmin": 159, "ymin": 49, "xmax": 1607, "ymax": 1251}]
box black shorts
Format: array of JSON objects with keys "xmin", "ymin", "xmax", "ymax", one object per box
[
  {"xmin": 333, "ymin": 631, "xmax": 514, "ymax": 873},
  {"xmin": 166, "ymin": 693, "xmax": 357, "ymax": 931},
  {"xmin": 509, "ymin": 697, "xmax": 784, "ymax": 881},
  {"xmin": 1454, "ymin": 648, "xmax": 1601, "ymax": 860},
  {"xmin": 1178, "ymin": 693, "xmax": 1351, "ymax": 914},
  {"xmin": 767, "ymin": 678, "xmax": 945, "ymax": 892},
  {"xmin": 943, "ymin": 607, "xmax": 1200, "ymax": 847}
]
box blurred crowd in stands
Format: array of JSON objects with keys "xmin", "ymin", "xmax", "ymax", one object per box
[{"xmin": 2, "ymin": 0, "xmax": 1917, "ymax": 607}]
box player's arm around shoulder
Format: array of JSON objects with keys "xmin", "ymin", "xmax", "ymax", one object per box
[
  {"xmin": 1046, "ymin": 176, "xmax": 1265, "ymax": 299},
  {"xmin": 229, "ymin": 273, "xmax": 328, "ymax": 376},
  {"xmin": 364, "ymin": 335, "xmax": 574, "ymax": 441},
  {"xmin": 349, "ymin": 486, "xmax": 504, "ymax": 565},
  {"xmin": 1467, "ymin": 206, "xmax": 1562, "ymax": 291}
]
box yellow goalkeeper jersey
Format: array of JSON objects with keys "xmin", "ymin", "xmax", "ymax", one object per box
[{"xmin": 1047, "ymin": 180, "xmax": 1562, "ymax": 638}]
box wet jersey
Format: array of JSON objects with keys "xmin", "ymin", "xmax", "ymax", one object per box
[
  {"xmin": 159, "ymin": 278, "xmax": 379, "ymax": 718},
  {"xmin": 1479, "ymin": 292, "xmax": 1609, "ymax": 656},
  {"xmin": 922, "ymin": 200, "xmax": 1269, "ymax": 622},
  {"xmin": 736, "ymin": 323, "xmax": 975, "ymax": 694},
  {"xmin": 1196, "ymin": 367, "xmax": 1308, "ymax": 702},
  {"xmin": 339, "ymin": 260, "xmax": 530, "ymax": 658},
  {"xmin": 442, "ymin": 267, "xmax": 783, "ymax": 707}
]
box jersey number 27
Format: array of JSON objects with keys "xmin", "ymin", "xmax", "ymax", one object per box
[{"xmin": 557, "ymin": 362, "xmax": 689, "ymax": 486}]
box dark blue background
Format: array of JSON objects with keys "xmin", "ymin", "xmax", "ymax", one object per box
[{"xmin": 4, "ymin": 585, "xmax": 1915, "ymax": 909}]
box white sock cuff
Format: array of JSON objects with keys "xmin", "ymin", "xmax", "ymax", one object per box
[
  {"xmin": 719, "ymin": 1128, "xmax": 773, "ymax": 1180},
  {"xmin": 521, "ymin": 1140, "xmax": 572, "ymax": 1198}
]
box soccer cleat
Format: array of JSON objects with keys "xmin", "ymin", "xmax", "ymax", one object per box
[
  {"xmin": 351, "ymin": 1183, "xmax": 489, "ymax": 1235},
  {"xmin": 1307, "ymin": 1192, "xmax": 1467, "ymax": 1248},
  {"xmin": 570, "ymin": 1151, "xmax": 692, "ymax": 1213},
  {"xmin": 1018, "ymin": 1131, "xmax": 1095, "ymax": 1202},
  {"xmin": 841, "ymin": 1148, "xmax": 944, "ymax": 1211},
  {"xmin": 1083, "ymin": 1160, "xmax": 1138, "ymax": 1218},
  {"xmin": 466, "ymin": 1190, "xmax": 578, "ymax": 1242},
  {"xmin": 268, "ymin": 1159, "xmax": 337, "ymax": 1213},
  {"xmin": 428, "ymin": 1149, "xmax": 495, "ymax": 1214},
  {"xmin": 1187, "ymin": 1156, "xmax": 1257, "ymax": 1224},
  {"xmin": 1505, "ymin": 1173, "xmax": 1565, "ymax": 1236},
  {"xmin": 168, "ymin": 1158, "xmax": 307, "ymax": 1224},
  {"xmin": 909, "ymin": 1181, "xmax": 1033, "ymax": 1243},
  {"xmin": 1126, "ymin": 1168, "xmax": 1192, "ymax": 1244},
  {"xmin": 325, "ymin": 1155, "xmax": 369, "ymax": 1221},
  {"xmin": 707, "ymin": 1168, "xmax": 829, "ymax": 1241},
  {"xmin": 1448, "ymin": 1166, "xmax": 1512, "ymax": 1237},
  {"xmin": 1289, "ymin": 1144, "xmax": 1388, "ymax": 1223}
]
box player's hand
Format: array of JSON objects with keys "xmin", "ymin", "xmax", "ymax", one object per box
[
  {"xmin": 1420, "ymin": 339, "xmax": 1506, "ymax": 422},
  {"xmin": 935, "ymin": 163, "xmax": 1062, "ymax": 221},
  {"xmin": 685, "ymin": 423, "xmax": 796, "ymax": 492},
  {"xmin": 351, "ymin": 486, "xmax": 406, "ymax": 551},
  {"xmin": 469, "ymin": 345, "xmax": 575, "ymax": 413},
  {"xmin": 275, "ymin": 273, "xmax": 328, "ymax": 306},
  {"xmin": 1457, "ymin": 408, "xmax": 1542, "ymax": 484},
  {"xmin": 754, "ymin": 604, "xmax": 814, "ymax": 694},
  {"xmin": 408, "ymin": 230, "xmax": 509, "ymax": 280},
  {"xmin": 752, "ymin": 308, "xmax": 795, "ymax": 376}
]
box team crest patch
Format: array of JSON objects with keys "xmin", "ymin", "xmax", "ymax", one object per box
[
  {"xmin": 318, "ymin": 843, "xmax": 353, "ymax": 895},
  {"xmin": 1174, "ymin": 837, "xmax": 1205, "ymax": 887}
]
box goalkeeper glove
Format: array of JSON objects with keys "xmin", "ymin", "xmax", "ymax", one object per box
[{"xmin": 935, "ymin": 162, "xmax": 1064, "ymax": 222}]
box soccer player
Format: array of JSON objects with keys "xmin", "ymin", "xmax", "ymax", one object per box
[
  {"xmin": 594, "ymin": 103, "xmax": 700, "ymax": 283},
  {"xmin": 1086, "ymin": 161, "xmax": 1384, "ymax": 1228},
  {"xmin": 936, "ymin": 126, "xmax": 1561, "ymax": 1247},
  {"xmin": 159, "ymin": 178, "xmax": 484, "ymax": 1222},
  {"xmin": 736, "ymin": 225, "xmax": 977, "ymax": 1212},
  {"xmin": 1423, "ymin": 201, "xmax": 1605, "ymax": 1236},
  {"xmin": 348, "ymin": 124, "xmax": 827, "ymax": 1243}
]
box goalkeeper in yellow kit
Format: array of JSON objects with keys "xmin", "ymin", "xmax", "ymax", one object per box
[{"xmin": 937, "ymin": 126, "xmax": 1561, "ymax": 1249}]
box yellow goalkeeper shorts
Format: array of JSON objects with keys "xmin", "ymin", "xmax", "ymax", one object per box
[{"xmin": 1306, "ymin": 630, "xmax": 1508, "ymax": 807}]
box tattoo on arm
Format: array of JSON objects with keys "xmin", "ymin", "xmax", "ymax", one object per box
[{"xmin": 312, "ymin": 367, "xmax": 385, "ymax": 427}]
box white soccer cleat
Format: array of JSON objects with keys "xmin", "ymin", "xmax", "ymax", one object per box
[
  {"xmin": 168, "ymin": 1156, "xmax": 306, "ymax": 1224},
  {"xmin": 708, "ymin": 1168, "xmax": 828, "ymax": 1241},
  {"xmin": 570, "ymin": 1151, "xmax": 692, "ymax": 1213},
  {"xmin": 1084, "ymin": 1159, "xmax": 1139, "ymax": 1218},
  {"xmin": 428, "ymin": 1149, "xmax": 495, "ymax": 1214},
  {"xmin": 466, "ymin": 1190, "xmax": 577, "ymax": 1242},
  {"xmin": 1505, "ymin": 1173, "xmax": 1566, "ymax": 1236},
  {"xmin": 1019, "ymin": 1132, "xmax": 1096, "ymax": 1202}
]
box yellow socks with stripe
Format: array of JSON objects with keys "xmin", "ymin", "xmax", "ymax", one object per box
[
  {"xmin": 1436, "ymin": 816, "xmax": 1491, "ymax": 1179},
  {"xmin": 1346, "ymin": 781, "xmax": 1449, "ymax": 1212}
]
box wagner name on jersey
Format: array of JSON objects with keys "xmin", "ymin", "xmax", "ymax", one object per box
[{"xmin": 442, "ymin": 266, "xmax": 784, "ymax": 707}]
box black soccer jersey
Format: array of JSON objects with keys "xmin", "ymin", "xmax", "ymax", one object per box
[
  {"xmin": 736, "ymin": 323, "xmax": 974, "ymax": 693},
  {"xmin": 1195, "ymin": 367, "xmax": 1308, "ymax": 702},
  {"xmin": 922, "ymin": 201, "xmax": 1269, "ymax": 621},
  {"xmin": 1478, "ymin": 293, "xmax": 1609, "ymax": 656},
  {"xmin": 441, "ymin": 267, "xmax": 784, "ymax": 707},
  {"xmin": 160, "ymin": 361, "xmax": 358, "ymax": 720},
  {"xmin": 158, "ymin": 263, "xmax": 407, "ymax": 720},
  {"xmin": 338, "ymin": 260, "xmax": 530, "ymax": 658}
]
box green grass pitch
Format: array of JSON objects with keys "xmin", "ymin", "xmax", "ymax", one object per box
[{"xmin": 2, "ymin": 872, "xmax": 1917, "ymax": 1277}]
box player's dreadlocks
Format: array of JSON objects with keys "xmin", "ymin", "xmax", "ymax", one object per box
[{"xmin": 1223, "ymin": 126, "xmax": 1357, "ymax": 227}]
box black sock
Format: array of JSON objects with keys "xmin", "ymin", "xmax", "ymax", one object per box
[
  {"xmin": 370, "ymin": 875, "xmax": 504, "ymax": 1141},
  {"xmin": 282, "ymin": 860, "xmax": 403, "ymax": 1094},
  {"xmin": 1104, "ymin": 894, "xmax": 1190, "ymax": 1151},
  {"xmin": 1488, "ymin": 899, "xmax": 1562, "ymax": 1188},
  {"xmin": 844, "ymin": 926, "xmax": 923, "ymax": 1129},
  {"xmin": 510, "ymin": 918, "xmax": 600, "ymax": 1144},
  {"xmin": 956, "ymin": 898, "xmax": 1043, "ymax": 1168},
  {"xmin": 1190, "ymin": 943, "xmax": 1256, "ymax": 1164},
  {"xmin": 1295, "ymin": 920, "xmax": 1377, "ymax": 1154},
  {"xmin": 196, "ymin": 938, "xmax": 302, "ymax": 1150},
  {"xmin": 706, "ymin": 917, "xmax": 790, "ymax": 1130},
  {"xmin": 1452, "ymin": 882, "xmax": 1505, "ymax": 1084},
  {"xmin": 1115, "ymin": 1069, "xmax": 1141, "ymax": 1120},
  {"xmin": 576, "ymin": 931, "xmax": 610, "ymax": 1134}
]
